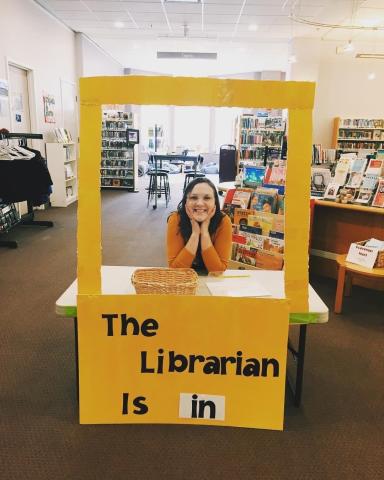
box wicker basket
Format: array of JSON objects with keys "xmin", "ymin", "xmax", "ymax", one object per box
[{"xmin": 131, "ymin": 268, "xmax": 198, "ymax": 295}]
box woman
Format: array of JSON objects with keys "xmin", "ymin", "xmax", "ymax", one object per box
[{"xmin": 167, "ymin": 177, "xmax": 232, "ymax": 273}]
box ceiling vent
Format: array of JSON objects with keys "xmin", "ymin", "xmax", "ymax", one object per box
[
  {"xmin": 157, "ymin": 51, "xmax": 217, "ymax": 60},
  {"xmin": 355, "ymin": 53, "xmax": 384, "ymax": 60}
]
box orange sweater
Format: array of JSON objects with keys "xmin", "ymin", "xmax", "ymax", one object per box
[{"xmin": 167, "ymin": 212, "xmax": 232, "ymax": 273}]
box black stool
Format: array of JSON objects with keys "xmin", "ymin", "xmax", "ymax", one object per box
[
  {"xmin": 183, "ymin": 172, "xmax": 205, "ymax": 192},
  {"xmin": 147, "ymin": 171, "xmax": 170, "ymax": 207}
]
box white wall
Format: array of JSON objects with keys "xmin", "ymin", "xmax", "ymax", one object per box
[
  {"xmin": 0, "ymin": 0, "xmax": 76, "ymax": 143},
  {"xmin": 289, "ymin": 38, "xmax": 384, "ymax": 147},
  {"xmin": 75, "ymin": 33, "xmax": 124, "ymax": 77}
]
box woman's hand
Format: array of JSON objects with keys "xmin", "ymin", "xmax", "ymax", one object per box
[
  {"xmin": 200, "ymin": 205, "xmax": 216, "ymax": 235},
  {"xmin": 186, "ymin": 205, "xmax": 201, "ymax": 237}
]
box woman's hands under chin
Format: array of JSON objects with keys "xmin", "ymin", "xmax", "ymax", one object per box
[
  {"xmin": 186, "ymin": 205, "xmax": 201, "ymax": 236},
  {"xmin": 200, "ymin": 206, "xmax": 216, "ymax": 235}
]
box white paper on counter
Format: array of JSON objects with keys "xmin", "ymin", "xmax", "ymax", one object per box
[{"xmin": 205, "ymin": 278, "xmax": 271, "ymax": 297}]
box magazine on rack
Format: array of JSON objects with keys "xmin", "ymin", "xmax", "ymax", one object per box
[{"xmin": 371, "ymin": 178, "xmax": 384, "ymax": 208}]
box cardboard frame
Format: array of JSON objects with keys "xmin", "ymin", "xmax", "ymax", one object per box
[{"xmin": 78, "ymin": 76, "xmax": 315, "ymax": 312}]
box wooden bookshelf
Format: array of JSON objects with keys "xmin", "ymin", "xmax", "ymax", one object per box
[
  {"xmin": 234, "ymin": 114, "xmax": 285, "ymax": 165},
  {"xmin": 332, "ymin": 117, "xmax": 384, "ymax": 150}
]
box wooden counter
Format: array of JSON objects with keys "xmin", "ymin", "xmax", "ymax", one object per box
[{"xmin": 310, "ymin": 199, "xmax": 384, "ymax": 291}]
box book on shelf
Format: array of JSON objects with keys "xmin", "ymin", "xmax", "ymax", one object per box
[
  {"xmin": 239, "ymin": 224, "xmax": 263, "ymax": 235},
  {"xmin": 247, "ymin": 212, "xmax": 284, "ymax": 236},
  {"xmin": 361, "ymin": 173, "xmax": 379, "ymax": 190},
  {"xmin": 371, "ymin": 178, "xmax": 384, "ymax": 208},
  {"xmin": 347, "ymin": 172, "xmax": 364, "ymax": 188},
  {"xmin": 222, "ymin": 204, "xmax": 237, "ymax": 223},
  {"xmin": 349, "ymin": 157, "xmax": 367, "ymax": 174},
  {"xmin": 233, "ymin": 244, "xmax": 258, "ymax": 266},
  {"xmin": 223, "ymin": 188, "xmax": 236, "ymax": 205},
  {"xmin": 231, "ymin": 188, "xmax": 253, "ymax": 209},
  {"xmin": 311, "ymin": 167, "xmax": 331, "ymax": 196},
  {"xmin": 64, "ymin": 164, "xmax": 74, "ymax": 179},
  {"xmin": 324, "ymin": 182, "xmax": 341, "ymax": 200},
  {"xmin": 233, "ymin": 208, "xmax": 255, "ymax": 225},
  {"xmin": 354, "ymin": 188, "xmax": 374, "ymax": 205},
  {"xmin": 366, "ymin": 158, "xmax": 384, "ymax": 175},
  {"xmin": 267, "ymin": 166, "xmax": 286, "ymax": 185},
  {"xmin": 242, "ymin": 166, "xmax": 266, "ymax": 188},
  {"xmin": 250, "ymin": 187, "xmax": 279, "ymax": 213}
]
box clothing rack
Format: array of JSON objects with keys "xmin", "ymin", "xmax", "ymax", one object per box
[{"xmin": 0, "ymin": 132, "xmax": 54, "ymax": 249}]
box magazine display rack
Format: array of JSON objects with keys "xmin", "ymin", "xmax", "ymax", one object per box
[{"xmin": 101, "ymin": 112, "xmax": 138, "ymax": 191}]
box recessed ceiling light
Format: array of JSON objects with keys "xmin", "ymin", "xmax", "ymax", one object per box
[
  {"xmin": 114, "ymin": 21, "xmax": 125, "ymax": 28},
  {"xmin": 368, "ymin": 72, "xmax": 376, "ymax": 80},
  {"xmin": 248, "ymin": 24, "xmax": 258, "ymax": 32}
]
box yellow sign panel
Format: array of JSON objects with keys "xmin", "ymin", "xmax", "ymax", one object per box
[
  {"xmin": 78, "ymin": 295, "xmax": 289, "ymax": 430},
  {"xmin": 77, "ymin": 75, "xmax": 315, "ymax": 429}
]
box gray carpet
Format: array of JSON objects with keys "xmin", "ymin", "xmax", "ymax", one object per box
[{"xmin": 0, "ymin": 174, "xmax": 383, "ymax": 480}]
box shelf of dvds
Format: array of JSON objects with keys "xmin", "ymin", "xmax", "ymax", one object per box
[
  {"xmin": 101, "ymin": 113, "xmax": 138, "ymax": 191},
  {"xmin": 332, "ymin": 117, "xmax": 384, "ymax": 150},
  {"xmin": 46, "ymin": 142, "xmax": 78, "ymax": 207}
]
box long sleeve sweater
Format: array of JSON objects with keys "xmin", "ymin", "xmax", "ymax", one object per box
[{"xmin": 167, "ymin": 212, "xmax": 232, "ymax": 273}]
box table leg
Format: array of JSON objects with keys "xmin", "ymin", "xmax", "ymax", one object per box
[
  {"xmin": 344, "ymin": 273, "xmax": 352, "ymax": 297},
  {"xmin": 287, "ymin": 325, "xmax": 307, "ymax": 407},
  {"xmin": 73, "ymin": 317, "xmax": 79, "ymax": 402},
  {"xmin": 335, "ymin": 264, "xmax": 346, "ymax": 314}
]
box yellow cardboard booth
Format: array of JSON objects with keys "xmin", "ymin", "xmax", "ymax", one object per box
[{"xmin": 77, "ymin": 76, "xmax": 315, "ymax": 430}]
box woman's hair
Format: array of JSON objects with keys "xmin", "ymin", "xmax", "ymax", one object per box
[{"xmin": 177, "ymin": 177, "xmax": 224, "ymax": 242}]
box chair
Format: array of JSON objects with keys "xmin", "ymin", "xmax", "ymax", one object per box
[
  {"xmin": 183, "ymin": 155, "xmax": 205, "ymax": 192},
  {"xmin": 147, "ymin": 155, "xmax": 170, "ymax": 208}
]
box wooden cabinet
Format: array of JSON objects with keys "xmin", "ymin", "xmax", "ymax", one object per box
[
  {"xmin": 310, "ymin": 200, "xmax": 384, "ymax": 291},
  {"xmin": 46, "ymin": 142, "xmax": 77, "ymax": 207}
]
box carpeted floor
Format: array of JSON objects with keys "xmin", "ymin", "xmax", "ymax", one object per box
[{"xmin": 0, "ymin": 173, "xmax": 383, "ymax": 480}]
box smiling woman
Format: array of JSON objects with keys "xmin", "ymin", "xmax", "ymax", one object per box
[{"xmin": 167, "ymin": 177, "xmax": 232, "ymax": 273}]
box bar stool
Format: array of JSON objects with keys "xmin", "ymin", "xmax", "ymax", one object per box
[
  {"xmin": 334, "ymin": 254, "xmax": 384, "ymax": 313},
  {"xmin": 147, "ymin": 171, "xmax": 170, "ymax": 208},
  {"xmin": 183, "ymin": 155, "xmax": 205, "ymax": 192}
]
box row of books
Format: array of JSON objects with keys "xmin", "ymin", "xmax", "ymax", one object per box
[
  {"xmin": 102, "ymin": 140, "xmax": 129, "ymax": 149},
  {"xmin": 223, "ymin": 186, "xmax": 284, "ymax": 216},
  {"xmin": 240, "ymin": 130, "xmax": 284, "ymax": 147},
  {"xmin": 100, "ymin": 169, "xmax": 132, "ymax": 178},
  {"xmin": 101, "ymin": 150, "xmax": 133, "ymax": 159},
  {"xmin": 340, "ymin": 119, "xmax": 384, "ymax": 129},
  {"xmin": 240, "ymin": 116, "xmax": 285, "ymax": 130},
  {"xmin": 101, "ymin": 177, "xmax": 133, "ymax": 187},
  {"xmin": 337, "ymin": 141, "xmax": 383, "ymax": 149},
  {"xmin": 338, "ymin": 130, "xmax": 384, "ymax": 140},
  {"xmin": 101, "ymin": 159, "xmax": 133, "ymax": 168},
  {"xmin": 54, "ymin": 128, "xmax": 72, "ymax": 144},
  {"xmin": 230, "ymin": 216, "xmax": 284, "ymax": 270},
  {"xmin": 312, "ymin": 145, "xmax": 337, "ymax": 165}
]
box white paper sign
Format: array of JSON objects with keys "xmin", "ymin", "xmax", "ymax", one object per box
[{"xmin": 346, "ymin": 243, "xmax": 378, "ymax": 269}]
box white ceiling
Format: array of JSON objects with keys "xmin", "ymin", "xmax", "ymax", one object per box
[{"xmin": 34, "ymin": 0, "xmax": 384, "ymax": 73}]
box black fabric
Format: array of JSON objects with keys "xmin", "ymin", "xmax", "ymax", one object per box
[{"xmin": 0, "ymin": 148, "xmax": 53, "ymax": 205}]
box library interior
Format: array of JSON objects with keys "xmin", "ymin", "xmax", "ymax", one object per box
[{"xmin": 1, "ymin": 1, "xmax": 383, "ymax": 479}]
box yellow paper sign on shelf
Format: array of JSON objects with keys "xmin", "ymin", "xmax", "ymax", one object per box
[
  {"xmin": 78, "ymin": 294, "xmax": 289, "ymax": 430},
  {"xmin": 77, "ymin": 76, "xmax": 315, "ymax": 428}
]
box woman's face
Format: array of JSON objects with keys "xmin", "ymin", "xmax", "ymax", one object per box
[{"xmin": 186, "ymin": 183, "xmax": 216, "ymax": 223}]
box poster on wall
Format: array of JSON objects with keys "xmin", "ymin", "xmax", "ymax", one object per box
[
  {"xmin": 0, "ymin": 79, "xmax": 10, "ymax": 119},
  {"xmin": 43, "ymin": 94, "xmax": 56, "ymax": 123}
]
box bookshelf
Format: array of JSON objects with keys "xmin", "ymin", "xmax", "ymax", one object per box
[
  {"xmin": 234, "ymin": 114, "xmax": 285, "ymax": 166},
  {"xmin": 46, "ymin": 142, "xmax": 77, "ymax": 207},
  {"xmin": 332, "ymin": 117, "xmax": 384, "ymax": 151},
  {"xmin": 101, "ymin": 113, "xmax": 138, "ymax": 191}
]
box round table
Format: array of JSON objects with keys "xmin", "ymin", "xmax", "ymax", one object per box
[{"xmin": 334, "ymin": 254, "xmax": 384, "ymax": 313}]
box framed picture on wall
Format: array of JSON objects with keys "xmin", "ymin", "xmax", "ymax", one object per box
[{"xmin": 126, "ymin": 128, "xmax": 140, "ymax": 145}]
